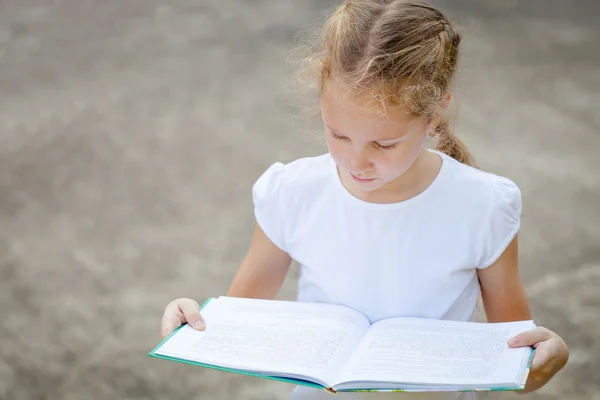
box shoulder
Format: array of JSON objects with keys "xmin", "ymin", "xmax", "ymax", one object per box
[
  {"xmin": 251, "ymin": 154, "xmax": 334, "ymax": 252},
  {"xmin": 440, "ymin": 152, "xmax": 521, "ymax": 211},
  {"xmin": 252, "ymin": 153, "xmax": 334, "ymax": 200},
  {"xmin": 437, "ymin": 152, "xmax": 522, "ymax": 268}
]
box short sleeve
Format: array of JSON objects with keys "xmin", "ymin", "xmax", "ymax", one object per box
[
  {"xmin": 252, "ymin": 162, "xmax": 288, "ymax": 252},
  {"xmin": 478, "ymin": 177, "xmax": 522, "ymax": 269}
]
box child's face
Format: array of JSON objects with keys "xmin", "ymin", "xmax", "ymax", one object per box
[{"xmin": 320, "ymin": 81, "xmax": 429, "ymax": 193}]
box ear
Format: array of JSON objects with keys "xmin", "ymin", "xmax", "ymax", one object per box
[
  {"xmin": 427, "ymin": 92, "xmax": 453, "ymax": 137},
  {"xmin": 441, "ymin": 92, "xmax": 452, "ymax": 112}
]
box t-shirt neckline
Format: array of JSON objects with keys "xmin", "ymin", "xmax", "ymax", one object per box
[{"xmin": 328, "ymin": 149, "xmax": 451, "ymax": 210}]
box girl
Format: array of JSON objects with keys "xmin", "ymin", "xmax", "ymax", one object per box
[{"xmin": 161, "ymin": 1, "xmax": 569, "ymax": 398}]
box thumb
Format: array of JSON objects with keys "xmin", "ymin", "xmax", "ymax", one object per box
[
  {"xmin": 187, "ymin": 312, "xmax": 206, "ymax": 330},
  {"xmin": 178, "ymin": 298, "xmax": 206, "ymax": 330},
  {"xmin": 508, "ymin": 327, "xmax": 552, "ymax": 348}
]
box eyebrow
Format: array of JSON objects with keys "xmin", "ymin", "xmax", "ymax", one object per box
[{"xmin": 324, "ymin": 123, "xmax": 408, "ymax": 143}]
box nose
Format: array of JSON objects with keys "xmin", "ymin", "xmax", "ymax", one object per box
[{"xmin": 348, "ymin": 149, "xmax": 374, "ymax": 173}]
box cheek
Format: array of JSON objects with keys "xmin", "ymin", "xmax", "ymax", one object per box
[
  {"xmin": 378, "ymin": 145, "xmax": 423, "ymax": 176},
  {"xmin": 376, "ymin": 156, "xmax": 404, "ymax": 176},
  {"xmin": 326, "ymin": 137, "xmax": 347, "ymax": 161}
]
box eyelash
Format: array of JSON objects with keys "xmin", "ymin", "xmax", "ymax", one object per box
[{"xmin": 330, "ymin": 131, "xmax": 397, "ymax": 150}]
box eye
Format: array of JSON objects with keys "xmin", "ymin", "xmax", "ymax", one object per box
[
  {"xmin": 373, "ymin": 142, "xmax": 397, "ymax": 150},
  {"xmin": 330, "ymin": 131, "xmax": 349, "ymax": 141}
]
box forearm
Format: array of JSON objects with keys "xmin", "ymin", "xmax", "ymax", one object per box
[
  {"xmin": 226, "ymin": 258, "xmax": 290, "ymax": 299},
  {"xmin": 481, "ymin": 277, "xmax": 532, "ymax": 322},
  {"xmin": 225, "ymin": 223, "xmax": 292, "ymax": 299}
]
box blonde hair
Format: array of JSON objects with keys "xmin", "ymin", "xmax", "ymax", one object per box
[{"xmin": 293, "ymin": 0, "xmax": 475, "ymax": 166}]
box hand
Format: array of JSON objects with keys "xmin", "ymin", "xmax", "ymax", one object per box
[
  {"xmin": 161, "ymin": 298, "xmax": 206, "ymax": 338},
  {"xmin": 508, "ymin": 326, "xmax": 569, "ymax": 393}
]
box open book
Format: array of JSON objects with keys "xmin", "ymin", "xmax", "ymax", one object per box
[{"xmin": 149, "ymin": 296, "xmax": 535, "ymax": 394}]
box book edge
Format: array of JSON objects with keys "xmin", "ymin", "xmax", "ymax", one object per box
[
  {"xmin": 517, "ymin": 346, "xmax": 536, "ymax": 390},
  {"xmin": 149, "ymin": 352, "xmax": 327, "ymax": 390}
]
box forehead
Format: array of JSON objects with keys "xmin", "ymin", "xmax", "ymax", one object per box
[{"xmin": 320, "ymin": 80, "xmax": 421, "ymax": 139}]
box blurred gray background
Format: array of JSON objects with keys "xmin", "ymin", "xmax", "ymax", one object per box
[{"xmin": 0, "ymin": 0, "xmax": 598, "ymax": 399}]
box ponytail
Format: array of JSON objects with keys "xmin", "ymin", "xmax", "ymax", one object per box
[{"xmin": 434, "ymin": 119, "xmax": 476, "ymax": 167}]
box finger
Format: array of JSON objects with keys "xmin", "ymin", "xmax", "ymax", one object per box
[
  {"xmin": 529, "ymin": 346, "xmax": 553, "ymax": 372},
  {"xmin": 163, "ymin": 299, "xmax": 187, "ymax": 323},
  {"xmin": 161, "ymin": 299, "xmax": 195, "ymax": 337},
  {"xmin": 508, "ymin": 327, "xmax": 552, "ymax": 348},
  {"xmin": 178, "ymin": 298, "xmax": 206, "ymax": 330},
  {"xmin": 161, "ymin": 313, "xmax": 183, "ymax": 338}
]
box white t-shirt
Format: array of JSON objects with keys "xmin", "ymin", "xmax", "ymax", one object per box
[{"xmin": 252, "ymin": 150, "xmax": 522, "ymax": 400}]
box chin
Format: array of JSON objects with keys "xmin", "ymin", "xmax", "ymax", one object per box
[{"xmin": 352, "ymin": 179, "xmax": 386, "ymax": 192}]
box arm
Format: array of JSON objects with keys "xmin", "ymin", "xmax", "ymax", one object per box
[
  {"xmin": 226, "ymin": 223, "xmax": 292, "ymax": 299},
  {"xmin": 478, "ymin": 234, "xmax": 569, "ymax": 393},
  {"xmin": 477, "ymin": 234, "xmax": 531, "ymax": 322}
]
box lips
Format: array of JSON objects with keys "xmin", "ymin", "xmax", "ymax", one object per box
[{"xmin": 350, "ymin": 174, "xmax": 375, "ymax": 183}]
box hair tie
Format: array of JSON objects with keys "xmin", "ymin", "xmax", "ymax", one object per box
[{"xmin": 439, "ymin": 21, "xmax": 460, "ymax": 47}]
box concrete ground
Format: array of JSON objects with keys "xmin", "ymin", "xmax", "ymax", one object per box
[{"xmin": 0, "ymin": 0, "xmax": 598, "ymax": 399}]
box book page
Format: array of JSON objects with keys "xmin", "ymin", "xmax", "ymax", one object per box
[
  {"xmin": 334, "ymin": 318, "xmax": 535, "ymax": 387},
  {"xmin": 154, "ymin": 297, "xmax": 370, "ymax": 386}
]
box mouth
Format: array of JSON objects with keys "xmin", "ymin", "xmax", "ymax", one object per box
[{"xmin": 350, "ymin": 174, "xmax": 376, "ymax": 183}]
